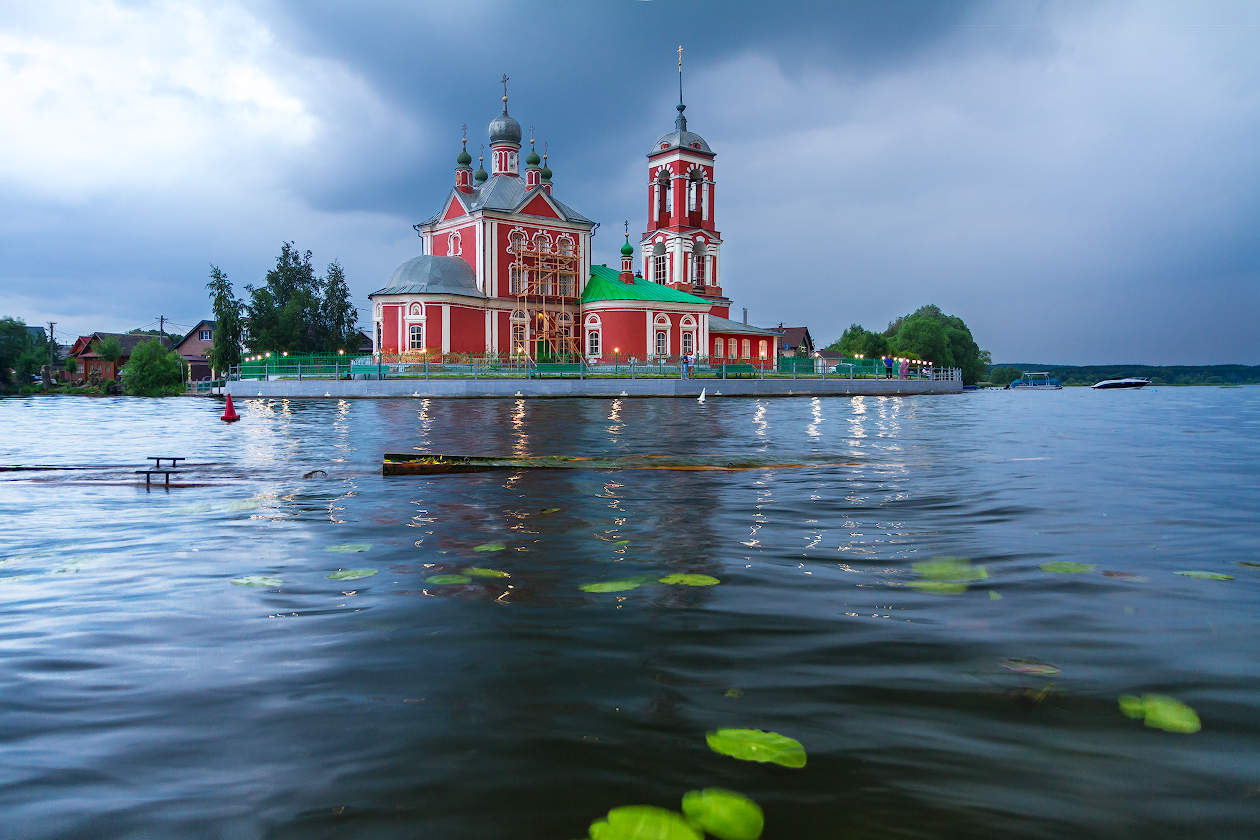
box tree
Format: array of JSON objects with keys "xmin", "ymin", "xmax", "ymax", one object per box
[
  {"xmin": 891, "ymin": 315, "xmax": 951, "ymax": 367},
  {"xmin": 245, "ymin": 242, "xmax": 324, "ymax": 354},
  {"xmin": 65, "ymin": 355, "xmax": 78, "ymax": 376},
  {"xmin": 827, "ymin": 324, "xmax": 889, "ymax": 359},
  {"xmin": 0, "ymin": 317, "xmax": 31, "ymax": 386},
  {"xmin": 122, "ymin": 338, "xmax": 185, "ymax": 396},
  {"xmin": 988, "ymin": 365, "xmax": 1022, "ymax": 386},
  {"xmin": 321, "ymin": 260, "xmax": 359, "ymax": 353},
  {"xmin": 92, "ymin": 336, "xmax": 124, "ymax": 378},
  {"xmin": 207, "ymin": 264, "xmax": 244, "ymax": 376}
]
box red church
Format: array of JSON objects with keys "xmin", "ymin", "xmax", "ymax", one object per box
[{"xmin": 370, "ymin": 73, "xmax": 779, "ymax": 365}]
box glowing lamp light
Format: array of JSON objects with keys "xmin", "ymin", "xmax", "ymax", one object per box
[
  {"xmin": 338, "ymin": 349, "xmax": 345, "ymax": 355},
  {"xmin": 265, "ymin": 352, "xmax": 271, "ymax": 358},
  {"xmin": 282, "ymin": 351, "xmax": 288, "ymax": 357}
]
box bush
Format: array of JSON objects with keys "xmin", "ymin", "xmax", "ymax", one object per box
[{"xmin": 122, "ymin": 338, "xmax": 185, "ymax": 396}]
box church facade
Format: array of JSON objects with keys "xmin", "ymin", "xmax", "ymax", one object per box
[{"xmin": 370, "ymin": 79, "xmax": 779, "ymax": 365}]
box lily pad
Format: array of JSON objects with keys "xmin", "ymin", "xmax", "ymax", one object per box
[
  {"xmin": 612, "ymin": 539, "xmax": 631, "ymax": 546},
  {"xmin": 681, "ymin": 788, "xmax": 763, "ymax": 840},
  {"xmin": 540, "ymin": 507, "xmax": 561, "ymax": 514},
  {"xmin": 231, "ymin": 576, "xmax": 281, "ymax": 588},
  {"xmin": 1118, "ymin": 693, "xmax": 1201, "ymax": 733},
  {"xmin": 658, "ymin": 573, "xmax": 720, "ymax": 586},
  {"xmin": 327, "ymin": 568, "xmax": 377, "ymax": 581},
  {"xmin": 463, "ymin": 567, "xmax": 510, "ymax": 578},
  {"xmin": 913, "ymin": 557, "xmax": 988, "ymax": 581},
  {"xmin": 908, "ymin": 581, "xmax": 968, "ymax": 594},
  {"xmin": 588, "ymin": 806, "xmax": 701, "ymax": 840},
  {"xmin": 705, "ymin": 728, "xmax": 806, "ymax": 769},
  {"xmin": 425, "ymin": 574, "xmax": 471, "ymax": 585},
  {"xmin": 1001, "ymin": 658, "xmax": 1060, "ymax": 675},
  {"xmin": 581, "ymin": 579, "xmax": 644, "ymax": 594},
  {"xmin": 724, "ymin": 688, "xmax": 744, "ymax": 699},
  {"xmin": 473, "ymin": 542, "xmax": 506, "ymax": 552},
  {"xmin": 1040, "ymin": 561, "xmax": 1096, "ymax": 574},
  {"xmin": 327, "ymin": 544, "xmax": 371, "ymax": 553},
  {"xmin": 989, "ymin": 591, "xmax": 1003, "ymax": 600},
  {"xmin": 1175, "ymin": 570, "xmax": 1233, "ymax": 581}
]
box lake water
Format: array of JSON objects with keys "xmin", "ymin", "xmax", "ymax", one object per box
[{"xmin": 1, "ymin": 389, "xmax": 1257, "ymax": 838}]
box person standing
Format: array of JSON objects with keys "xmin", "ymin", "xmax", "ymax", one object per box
[
  {"xmin": 884, "ymin": 355, "xmax": 893, "ymax": 379},
  {"xmin": 899, "ymin": 358, "xmax": 908, "ymax": 380}
]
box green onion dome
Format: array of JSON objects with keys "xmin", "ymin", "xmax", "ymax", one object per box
[
  {"xmin": 474, "ymin": 159, "xmax": 488, "ymax": 183},
  {"xmin": 525, "ymin": 139, "xmax": 540, "ymax": 167},
  {"xmin": 457, "ymin": 144, "xmax": 472, "ymax": 167},
  {"xmin": 621, "ymin": 238, "xmax": 634, "ymax": 257}
]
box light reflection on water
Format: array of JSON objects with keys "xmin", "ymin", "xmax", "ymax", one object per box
[{"xmin": 0, "ymin": 390, "xmax": 1258, "ymax": 838}]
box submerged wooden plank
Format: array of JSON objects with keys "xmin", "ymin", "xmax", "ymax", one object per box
[{"xmin": 382, "ymin": 453, "xmax": 843, "ymax": 475}]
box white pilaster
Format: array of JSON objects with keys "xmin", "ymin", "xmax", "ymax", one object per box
[{"xmin": 441, "ymin": 305, "xmax": 451, "ymax": 353}]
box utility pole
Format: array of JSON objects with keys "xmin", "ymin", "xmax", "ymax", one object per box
[
  {"xmin": 158, "ymin": 315, "xmax": 166, "ymax": 344},
  {"xmin": 47, "ymin": 322, "xmax": 56, "ymax": 367}
]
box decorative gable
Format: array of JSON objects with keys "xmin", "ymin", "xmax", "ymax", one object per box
[
  {"xmin": 441, "ymin": 194, "xmax": 468, "ymax": 222},
  {"xmin": 518, "ymin": 193, "xmax": 562, "ymax": 220}
]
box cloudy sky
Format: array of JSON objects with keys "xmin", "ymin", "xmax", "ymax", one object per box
[{"xmin": 2, "ymin": 0, "xmax": 1257, "ymax": 364}]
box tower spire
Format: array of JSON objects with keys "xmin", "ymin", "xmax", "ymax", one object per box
[
  {"xmin": 676, "ymin": 44, "xmax": 687, "ymax": 131},
  {"xmin": 500, "ymin": 73, "xmax": 510, "ymax": 113}
]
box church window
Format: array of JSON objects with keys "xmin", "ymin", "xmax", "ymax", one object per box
[
  {"xmin": 652, "ymin": 240, "xmax": 668, "ymax": 284},
  {"xmin": 510, "ymin": 310, "xmax": 528, "ymax": 355},
  {"xmin": 741, "ymin": 339, "xmax": 751, "ymax": 359},
  {"xmin": 758, "ymin": 340, "xmax": 768, "ymax": 359},
  {"xmin": 692, "ymin": 240, "xmax": 706, "ymax": 287},
  {"xmin": 533, "ymin": 232, "xmax": 552, "ymax": 253},
  {"xmin": 682, "ymin": 331, "xmax": 694, "ymax": 356},
  {"xmin": 655, "ymin": 330, "xmax": 668, "ymax": 357},
  {"xmin": 448, "ymin": 231, "xmax": 462, "ymax": 256},
  {"xmin": 557, "ymin": 235, "xmax": 574, "ymax": 256},
  {"xmin": 508, "ymin": 231, "xmax": 525, "ymax": 254},
  {"xmin": 557, "ymin": 270, "xmax": 575, "ymax": 296},
  {"xmin": 587, "ymin": 329, "xmax": 601, "ymax": 357},
  {"xmin": 557, "ymin": 312, "xmax": 573, "ymax": 337},
  {"xmin": 510, "ymin": 264, "xmax": 526, "ymax": 294},
  {"xmin": 409, "ymin": 324, "xmax": 424, "ymax": 350},
  {"xmin": 714, "ymin": 338, "xmax": 724, "ymax": 359}
]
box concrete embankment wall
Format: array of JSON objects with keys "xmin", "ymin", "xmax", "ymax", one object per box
[{"xmin": 225, "ymin": 378, "xmax": 962, "ymax": 399}]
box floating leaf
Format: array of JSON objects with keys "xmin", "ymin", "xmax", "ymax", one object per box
[
  {"xmin": 1001, "ymin": 658, "xmax": 1060, "ymax": 675},
  {"xmin": 1040, "ymin": 561, "xmax": 1096, "ymax": 574},
  {"xmin": 612, "ymin": 539, "xmax": 631, "ymax": 546},
  {"xmin": 989, "ymin": 591, "xmax": 1003, "ymax": 600},
  {"xmin": 1175, "ymin": 570, "xmax": 1233, "ymax": 581},
  {"xmin": 327, "ymin": 568, "xmax": 377, "ymax": 581},
  {"xmin": 540, "ymin": 507, "xmax": 561, "ymax": 514},
  {"xmin": 473, "ymin": 542, "xmax": 506, "ymax": 552},
  {"xmin": 327, "ymin": 544, "xmax": 371, "ymax": 553},
  {"xmin": 724, "ymin": 688, "xmax": 744, "ymax": 699},
  {"xmin": 231, "ymin": 576, "xmax": 281, "ymax": 588},
  {"xmin": 463, "ymin": 567, "xmax": 510, "ymax": 578},
  {"xmin": 913, "ymin": 557, "xmax": 987, "ymax": 581},
  {"xmin": 1237, "ymin": 561, "xmax": 1260, "ymax": 568},
  {"xmin": 588, "ymin": 806, "xmax": 701, "ymax": 840},
  {"xmin": 705, "ymin": 728, "xmax": 806, "ymax": 769},
  {"xmin": 659, "ymin": 573, "xmax": 720, "ymax": 586},
  {"xmin": 425, "ymin": 574, "xmax": 471, "ymax": 585},
  {"xmin": 1118, "ymin": 694, "xmax": 1201, "ymax": 733},
  {"xmin": 908, "ymin": 581, "xmax": 968, "ymax": 594},
  {"xmin": 681, "ymin": 788, "xmax": 764, "ymax": 840},
  {"xmin": 581, "ymin": 579, "xmax": 643, "ymax": 594}
]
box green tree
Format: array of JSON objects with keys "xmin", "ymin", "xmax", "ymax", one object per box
[
  {"xmin": 207, "ymin": 264, "xmax": 244, "ymax": 375},
  {"xmin": 122, "ymin": 338, "xmax": 185, "ymax": 396},
  {"xmin": 321, "ymin": 260, "xmax": 359, "ymax": 353},
  {"xmin": 891, "ymin": 315, "xmax": 951, "ymax": 367},
  {"xmin": 988, "ymin": 365, "xmax": 1023, "ymax": 387},
  {"xmin": 887, "ymin": 304, "xmax": 989, "ymax": 385},
  {"xmin": 245, "ymin": 242, "xmax": 324, "ymax": 354},
  {"xmin": 827, "ymin": 323, "xmax": 890, "ymax": 359},
  {"xmin": 0, "ymin": 317, "xmax": 31, "ymax": 386},
  {"xmin": 65, "ymin": 355, "xmax": 78, "ymax": 376},
  {"xmin": 92, "ymin": 336, "xmax": 124, "ymax": 378}
]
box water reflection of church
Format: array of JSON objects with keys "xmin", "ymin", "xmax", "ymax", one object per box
[{"xmin": 369, "ymin": 70, "xmax": 779, "ymax": 365}]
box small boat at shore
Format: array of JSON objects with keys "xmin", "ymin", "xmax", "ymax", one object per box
[
  {"xmin": 1008, "ymin": 372, "xmax": 1062, "ymax": 390},
  {"xmin": 1092, "ymin": 378, "xmax": 1150, "ymax": 390}
]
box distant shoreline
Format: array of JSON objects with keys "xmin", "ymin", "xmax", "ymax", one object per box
[{"xmin": 990, "ymin": 364, "xmax": 1259, "ymax": 387}]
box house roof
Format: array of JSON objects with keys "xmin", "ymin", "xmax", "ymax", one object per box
[
  {"xmin": 420, "ymin": 175, "xmax": 593, "ymax": 226},
  {"xmin": 25, "ymin": 325, "xmax": 47, "ymax": 343},
  {"xmin": 75, "ymin": 332, "xmax": 174, "ymax": 358},
  {"xmin": 707, "ymin": 315, "xmax": 779, "ymax": 336},
  {"xmin": 176, "ymin": 320, "xmax": 215, "ymax": 348},
  {"xmin": 770, "ymin": 326, "xmax": 813, "ymax": 349},
  {"xmin": 582, "ymin": 265, "xmax": 710, "ymax": 305}
]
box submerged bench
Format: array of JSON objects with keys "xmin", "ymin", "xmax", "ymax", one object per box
[{"xmin": 135, "ymin": 469, "xmax": 180, "ymax": 488}]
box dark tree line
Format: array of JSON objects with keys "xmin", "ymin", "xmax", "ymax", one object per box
[{"xmin": 207, "ymin": 242, "xmax": 359, "ymax": 373}]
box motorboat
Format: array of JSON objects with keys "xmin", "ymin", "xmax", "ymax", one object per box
[
  {"xmin": 1091, "ymin": 378, "xmax": 1150, "ymax": 390},
  {"xmin": 1008, "ymin": 372, "xmax": 1062, "ymax": 390}
]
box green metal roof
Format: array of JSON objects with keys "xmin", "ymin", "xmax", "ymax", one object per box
[{"xmin": 582, "ymin": 264, "xmax": 710, "ymax": 305}]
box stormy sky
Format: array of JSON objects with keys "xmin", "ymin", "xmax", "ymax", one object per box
[{"xmin": 2, "ymin": 0, "xmax": 1257, "ymax": 364}]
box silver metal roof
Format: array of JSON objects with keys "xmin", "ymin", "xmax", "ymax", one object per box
[
  {"xmin": 707, "ymin": 314, "xmax": 779, "ymax": 336},
  {"xmin": 371, "ymin": 255, "xmax": 484, "ymax": 298},
  {"xmin": 651, "ymin": 128, "xmax": 713, "ymax": 155},
  {"xmin": 419, "ymin": 175, "xmax": 594, "ymax": 226},
  {"xmin": 488, "ymin": 112, "xmax": 521, "ymax": 145}
]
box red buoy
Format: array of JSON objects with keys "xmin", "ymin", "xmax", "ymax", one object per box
[{"xmin": 221, "ymin": 393, "xmax": 240, "ymax": 423}]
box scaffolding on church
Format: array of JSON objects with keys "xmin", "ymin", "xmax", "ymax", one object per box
[{"xmin": 510, "ymin": 236, "xmax": 581, "ymax": 363}]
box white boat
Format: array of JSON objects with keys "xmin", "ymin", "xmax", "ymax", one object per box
[
  {"xmin": 1008, "ymin": 372, "xmax": 1062, "ymax": 390},
  {"xmin": 1092, "ymin": 377, "xmax": 1150, "ymax": 390}
]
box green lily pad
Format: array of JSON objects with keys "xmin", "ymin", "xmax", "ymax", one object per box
[
  {"xmin": 612, "ymin": 539, "xmax": 631, "ymax": 546},
  {"xmin": 327, "ymin": 544, "xmax": 371, "ymax": 553},
  {"xmin": 1175, "ymin": 570, "xmax": 1233, "ymax": 581},
  {"xmin": 681, "ymin": 788, "xmax": 764, "ymax": 840},
  {"xmin": 581, "ymin": 579, "xmax": 644, "ymax": 594},
  {"xmin": 1041, "ymin": 561, "xmax": 1096, "ymax": 574},
  {"xmin": 541, "ymin": 507, "xmax": 561, "ymax": 514},
  {"xmin": 658, "ymin": 573, "xmax": 720, "ymax": 586},
  {"xmin": 327, "ymin": 568, "xmax": 377, "ymax": 581},
  {"xmin": 705, "ymin": 728, "xmax": 806, "ymax": 769},
  {"xmin": 989, "ymin": 591, "xmax": 1003, "ymax": 600},
  {"xmin": 426, "ymin": 574, "xmax": 471, "ymax": 585},
  {"xmin": 1118, "ymin": 693, "xmax": 1201, "ymax": 733},
  {"xmin": 908, "ymin": 580, "xmax": 968, "ymax": 594},
  {"xmin": 913, "ymin": 557, "xmax": 988, "ymax": 581},
  {"xmin": 724, "ymin": 688, "xmax": 744, "ymax": 698},
  {"xmin": 463, "ymin": 567, "xmax": 510, "ymax": 578},
  {"xmin": 473, "ymin": 542, "xmax": 506, "ymax": 552},
  {"xmin": 231, "ymin": 576, "xmax": 281, "ymax": 588},
  {"xmin": 588, "ymin": 806, "xmax": 701, "ymax": 840},
  {"xmin": 1001, "ymin": 658, "xmax": 1060, "ymax": 675}
]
